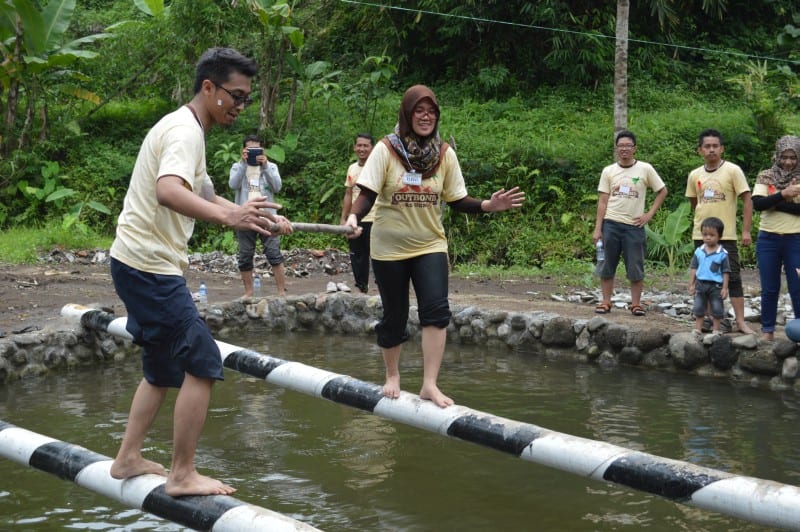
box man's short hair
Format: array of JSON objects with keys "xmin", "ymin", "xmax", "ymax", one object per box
[
  {"xmin": 194, "ymin": 47, "xmax": 257, "ymax": 94},
  {"xmin": 615, "ymin": 130, "xmax": 636, "ymax": 146},
  {"xmin": 242, "ymin": 134, "xmax": 262, "ymax": 147},
  {"xmin": 355, "ymin": 133, "xmax": 375, "ymax": 145},
  {"xmin": 700, "ymin": 216, "xmax": 725, "ymax": 238},
  {"xmin": 698, "ymin": 128, "xmax": 724, "ymax": 147}
]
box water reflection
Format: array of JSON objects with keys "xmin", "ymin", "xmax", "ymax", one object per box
[{"xmin": 0, "ymin": 331, "xmax": 796, "ymax": 530}]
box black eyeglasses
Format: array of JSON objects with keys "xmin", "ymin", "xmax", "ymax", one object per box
[{"xmin": 214, "ymin": 83, "xmax": 253, "ymax": 107}]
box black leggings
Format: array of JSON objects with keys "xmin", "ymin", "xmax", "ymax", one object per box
[{"xmin": 372, "ymin": 252, "xmax": 451, "ymax": 348}]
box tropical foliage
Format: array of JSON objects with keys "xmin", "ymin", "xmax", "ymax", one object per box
[{"xmin": 0, "ymin": 0, "xmax": 798, "ymax": 271}]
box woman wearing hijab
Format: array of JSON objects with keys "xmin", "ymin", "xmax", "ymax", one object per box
[
  {"xmin": 752, "ymin": 135, "xmax": 800, "ymax": 341},
  {"xmin": 344, "ymin": 85, "xmax": 525, "ymax": 407}
]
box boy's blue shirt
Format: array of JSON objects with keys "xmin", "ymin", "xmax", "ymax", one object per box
[{"xmin": 690, "ymin": 244, "xmax": 731, "ymax": 284}]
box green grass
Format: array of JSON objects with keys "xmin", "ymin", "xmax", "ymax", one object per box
[{"xmin": 0, "ymin": 223, "xmax": 114, "ymax": 264}]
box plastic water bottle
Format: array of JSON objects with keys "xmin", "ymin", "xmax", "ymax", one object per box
[
  {"xmin": 198, "ymin": 282, "xmax": 208, "ymax": 304},
  {"xmin": 596, "ymin": 240, "xmax": 605, "ymax": 262},
  {"xmin": 253, "ymin": 275, "xmax": 261, "ymax": 296}
]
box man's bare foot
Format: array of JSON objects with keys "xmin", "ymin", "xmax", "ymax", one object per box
[
  {"xmin": 736, "ymin": 322, "xmax": 756, "ymax": 335},
  {"xmin": 382, "ymin": 376, "xmax": 400, "ymax": 399},
  {"xmin": 419, "ymin": 385, "xmax": 454, "ymax": 408},
  {"xmin": 166, "ymin": 471, "xmax": 236, "ymax": 497},
  {"xmin": 110, "ymin": 457, "xmax": 167, "ymax": 479},
  {"xmin": 762, "ymin": 332, "xmax": 774, "ymax": 342}
]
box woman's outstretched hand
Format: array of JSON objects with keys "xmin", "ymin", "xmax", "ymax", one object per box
[{"xmin": 484, "ymin": 187, "xmax": 525, "ymax": 212}]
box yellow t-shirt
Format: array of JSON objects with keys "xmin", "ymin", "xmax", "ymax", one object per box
[
  {"xmin": 111, "ymin": 106, "xmax": 211, "ymax": 275},
  {"xmin": 685, "ymin": 161, "xmax": 750, "ymax": 240},
  {"xmin": 356, "ymin": 141, "xmax": 468, "ymax": 261},
  {"xmin": 598, "ymin": 161, "xmax": 665, "ymax": 225},
  {"xmin": 345, "ymin": 161, "xmax": 376, "ymax": 223},
  {"xmin": 753, "ymin": 182, "xmax": 800, "ymax": 234}
]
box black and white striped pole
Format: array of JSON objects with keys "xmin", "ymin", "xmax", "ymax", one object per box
[
  {"xmin": 61, "ymin": 304, "xmax": 800, "ymax": 530},
  {"xmin": 0, "ymin": 420, "xmax": 319, "ymax": 531}
]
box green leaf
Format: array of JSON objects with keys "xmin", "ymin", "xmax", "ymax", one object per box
[
  {"xmin": 660, "ymin": 201, "xmax": 692, "ymax": 245},
  {"xmin": 265, "ymin": 145, "xmax": 285, "ymax": 163},
  {"xmin": 45, "ymin": 188, "xmax": 76, "ymax": 202},
  {"xmin": 7, "ymin": 0, "xmax": 46, "ymax": 55},
  {"xmin": 41, "ymin": 0, "xmax": 76, "ymax": 51},
  {"xmin": 86, "ymin": 201, "xmax": 111, "ymax": 214},
  {"xmin": 134, "ymin": 0, "xmax": 167, "ymax": 17}
]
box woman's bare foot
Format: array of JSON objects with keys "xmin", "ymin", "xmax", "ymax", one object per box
[
  {"xmin": 110, "ymin": 457, "xmax": 167, "ymax": 479},
  {"xmin": 419, "ymin": 385, "xmax": 454, "ymax": 408},
  {"xmin": 382, "ymin": 375, "xmax": 401, "ymax": 399},
  {"xmin": 736, "ymin": 322, "xmax": 756, "ymax": 335},
  {"xmin": 166, "ymin": 471, "xmax": 236, "ymax": 497},
  {"xmin": 762, "ymin": 332, "xmax": 774, "ymax": 342}
]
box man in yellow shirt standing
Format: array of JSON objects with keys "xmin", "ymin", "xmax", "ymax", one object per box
[
  {"xmin": 685, "ymin": 128, "xmax": 755, "ymax": 335},
  {"xmin": 593, "ymin": 130, "xmax": 668, "ymax": 316}
]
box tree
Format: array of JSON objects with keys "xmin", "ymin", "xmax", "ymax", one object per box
[
  {"xmin": 0, "ymin": 0, "xmax": 110, "ymax": 154},
  {"xmin": 242, "ymin": 0, "xmax": 304, "ymax": 132},
  {"xmin": 613, "ymin": 0, "xmax": 629, "ymax": 135}
]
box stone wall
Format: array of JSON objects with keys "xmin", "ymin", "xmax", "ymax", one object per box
[{"xmin": 2, "ymin": 293, "xmax": 799, "ymax": 391}]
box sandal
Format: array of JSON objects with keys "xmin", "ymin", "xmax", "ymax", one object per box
[
  {"xmin": 630, "ymin": 305, "xmax": 646, "ymax": 316},
  {"xmin": 595, "ymin": 302, "xmax": 612, "ymax": 314}
]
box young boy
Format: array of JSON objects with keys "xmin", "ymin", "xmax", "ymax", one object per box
[
  {"xmin": 229, "ymin": 134, "xmax": 288, "ymax": 297},
  {"xmin": 689, "ymin": 217, "xmax": 730, "ymax": 336}
]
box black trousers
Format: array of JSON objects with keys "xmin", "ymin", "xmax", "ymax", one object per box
[{"xmin": 349, "ymin": 221, "xmax": 372, "ymax": 290}]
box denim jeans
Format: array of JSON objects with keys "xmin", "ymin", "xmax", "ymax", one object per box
[{"xmin": 756, "ymin": 231, "xmax": 800, "ymax": 333}]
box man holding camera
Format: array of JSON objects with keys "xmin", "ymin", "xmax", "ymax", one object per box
[{"xmin": 229, "ymin": 134, "xmax": 287, "ymax": 297}]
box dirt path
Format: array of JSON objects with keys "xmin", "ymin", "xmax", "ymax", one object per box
[{"xmin": 0, "ymin": 251, "xmax": 760, "ymax": 337}]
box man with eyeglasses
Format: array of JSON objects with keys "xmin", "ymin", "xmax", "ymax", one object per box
[
  {"xmin": 593, "ymin": 130, "xmax": 668, "ymax": 316},
  {"xmin": 108, "ymin": 47, "xmax": 292, "ymax": 497}
]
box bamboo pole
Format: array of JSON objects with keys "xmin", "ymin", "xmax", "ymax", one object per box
[{"xmin": 269, "ymin": 222, "xmax": 354, "ymax": 235}]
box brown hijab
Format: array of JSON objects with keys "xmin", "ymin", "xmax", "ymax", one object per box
[
  {"xmin": 385, "ymin": 85, "xmax": 444, "ymax": 178},
  {"xmin": 756, "ymin": 135, "xmax": 800, "ymax": 190}
]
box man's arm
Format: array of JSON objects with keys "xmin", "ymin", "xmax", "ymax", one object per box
[
  {"xmin": 229, "ymin": 161, "xmax": 246, "ymax": 189},
  {"xmin": 156, "ymin": 175, "xmax": 283, "ymax": 233},
  {"xmin": 340, "ymin": 186, "xmax": 353, "ymax": 225},
  {"xmin": 739, "ymin": 191, "xmax": 753, "ymax": 246},
  {"xmin": 264, "ymin": 162, "xmax": 282, "ymax": 194},
  {"xmin": 634, "ymin": 186, "xmax": 668, "ymax": 227},
  {"xmin": 593, "ymin": 192, "xmax": 609, "ymax": 243}
]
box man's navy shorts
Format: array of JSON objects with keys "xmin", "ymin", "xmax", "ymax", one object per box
[{"xmin": 111, "ymin": 258, "xmax": 224, "ymax": 388}]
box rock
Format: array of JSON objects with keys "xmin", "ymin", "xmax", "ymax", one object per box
[
  {"xmin": 669, "ymin": 333, "xmax": 708, "ymax": 370},
  {"xmin": 732, "ymin": 334, "xmax": 758, "ymax": 350},
  {"xmin": 540, "ymin": 317, "xmax": 576, "ymax": 347},
  {"xmin": 708, "ymin": 335, "xmax": 737, "ymax": 370},
  {"xmin": 738, "ymin": 350, "xmax": 780, "ymax": 376},
  {"xmin": 773, "ymin": 340, "xmax": 798, "ymax": 360},
  {"xmin": 782, "ymin": 357, "xmax": 799, "ymax": 380}
]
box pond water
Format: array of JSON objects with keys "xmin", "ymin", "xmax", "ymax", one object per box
[{"xmin": 0, "ymin": 331, "xmax": 798, "ymax": 531}]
